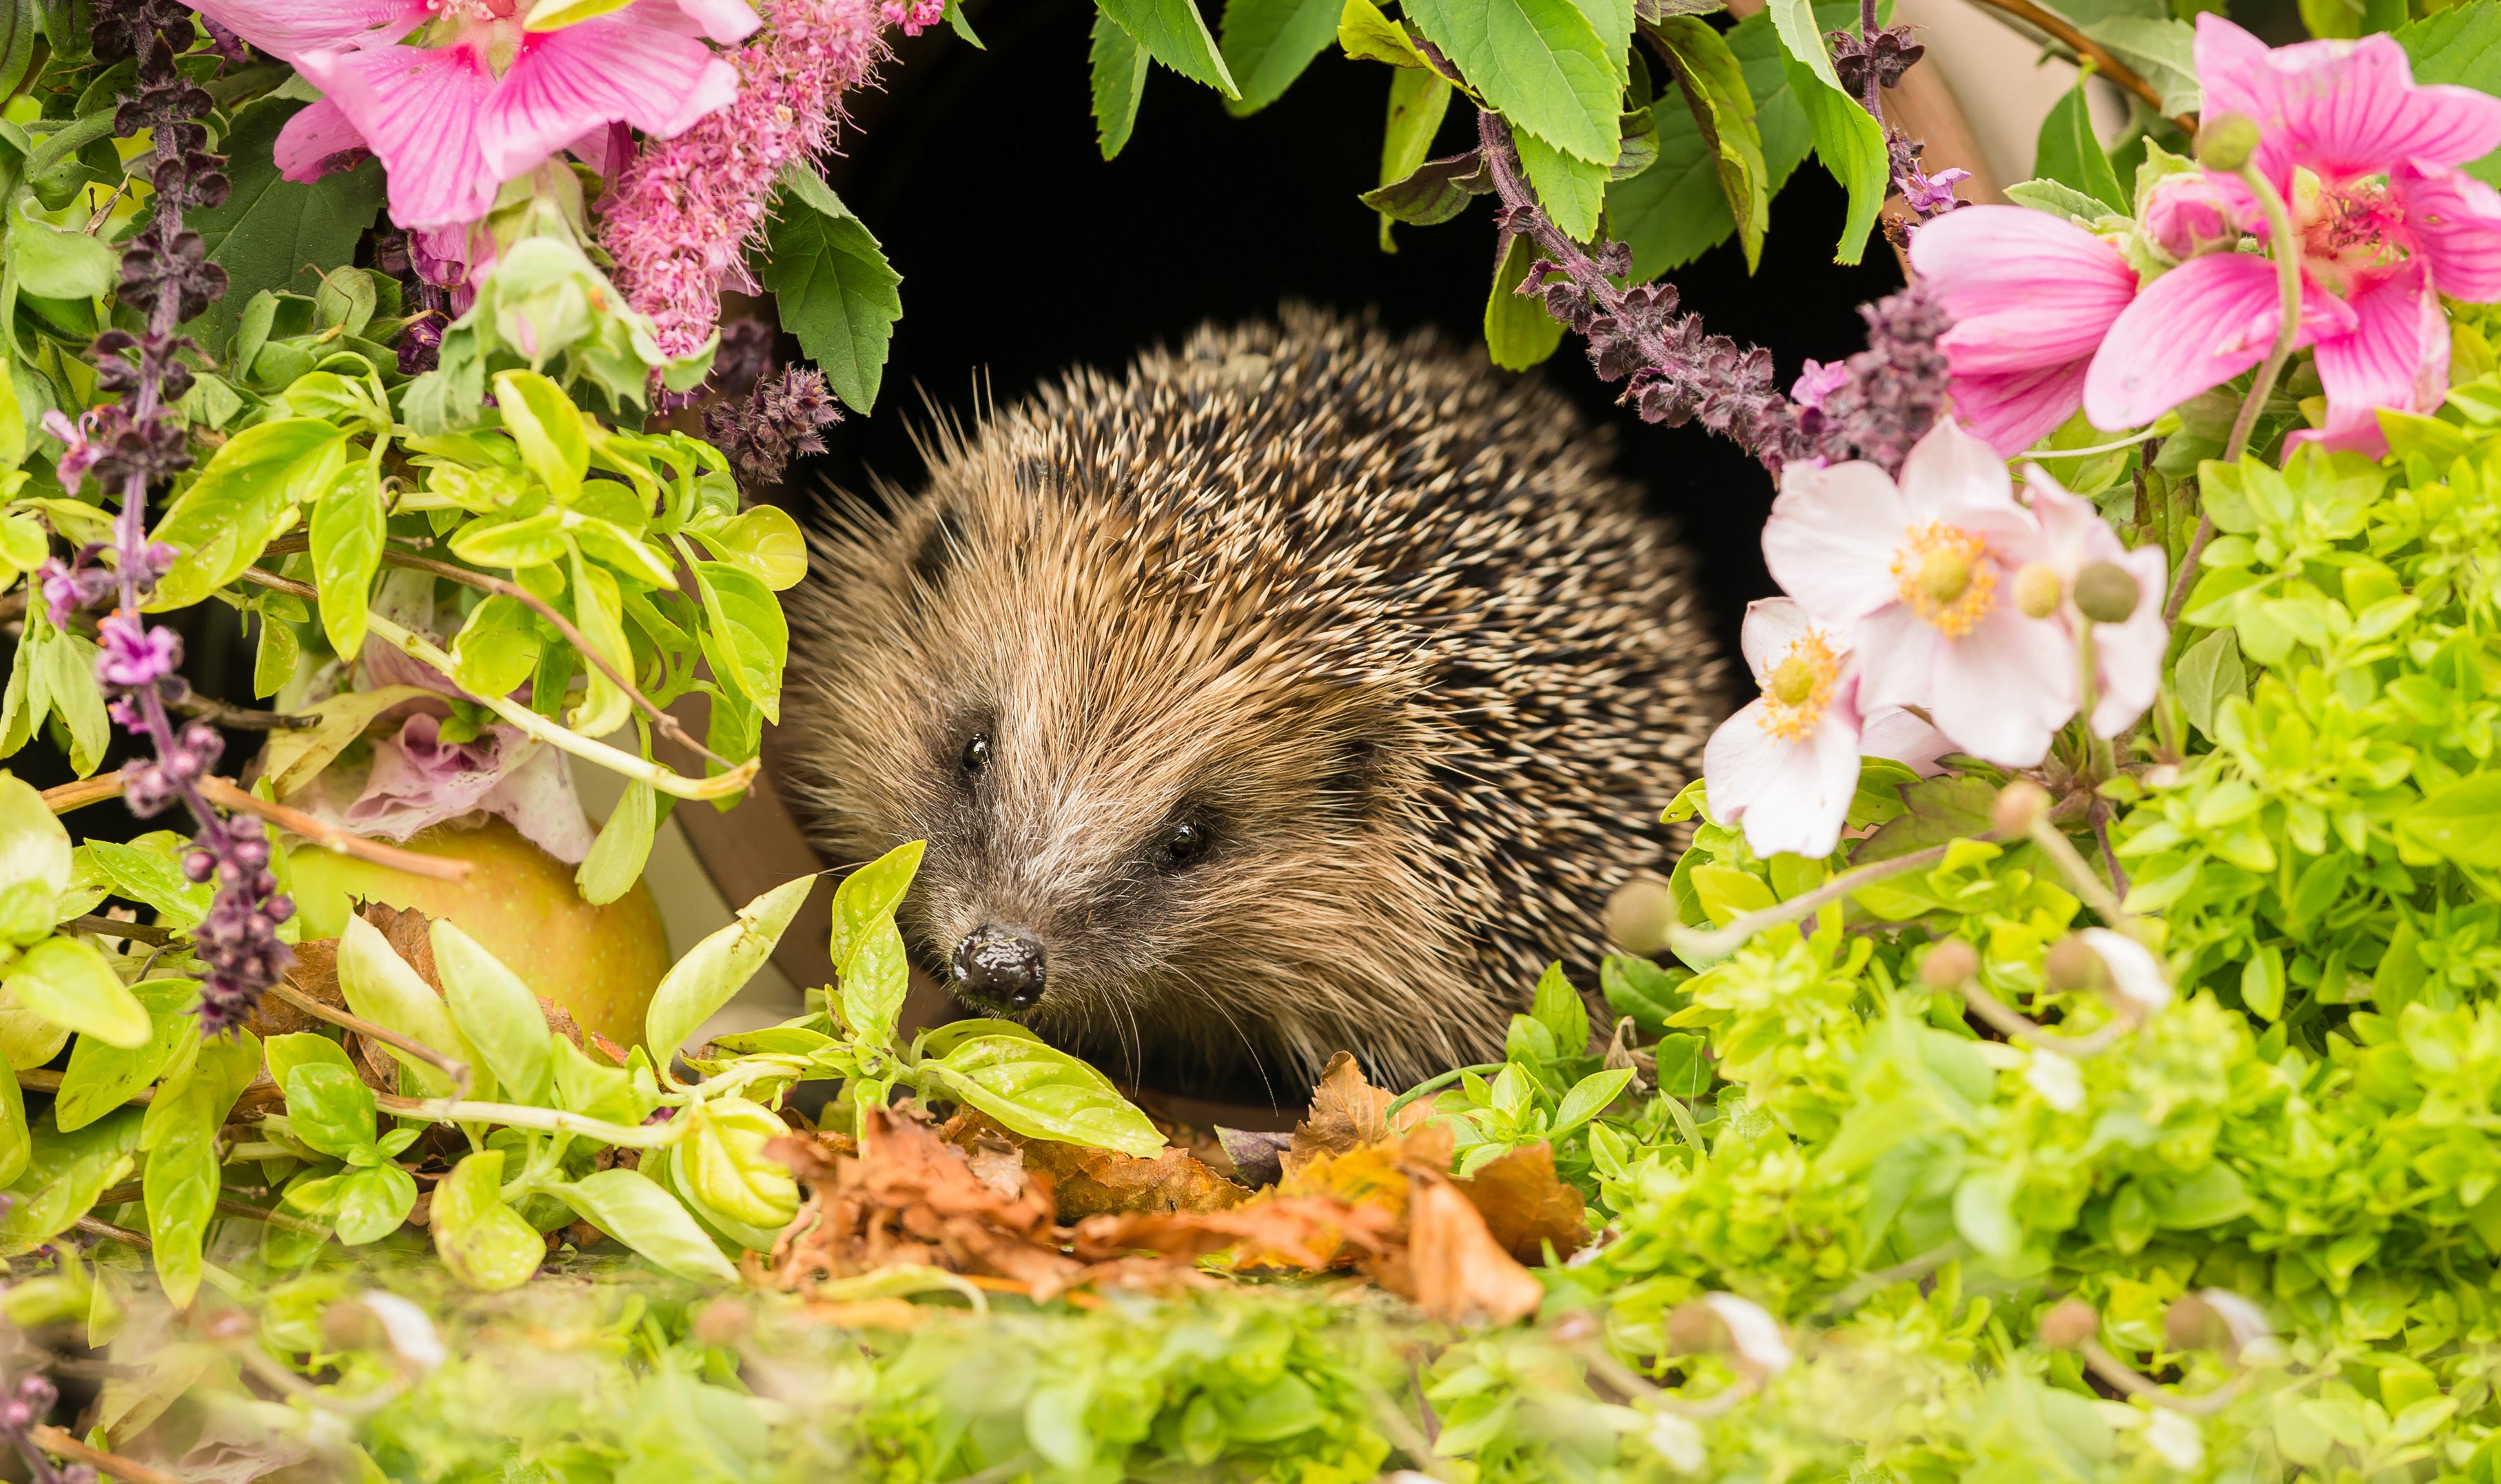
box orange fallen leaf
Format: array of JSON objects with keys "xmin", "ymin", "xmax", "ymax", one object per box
[
  {"xmin": 939, "ymin": 1109, "xmax": 1248, "ymax": 1219},
  {"xmin": 1462, "ymin": 1142, "xmax": 1589, "ymax": 1263},
  {"xmin": 1399, "ymin": 1168, "xmax": 1545, "ymax": 1325}
]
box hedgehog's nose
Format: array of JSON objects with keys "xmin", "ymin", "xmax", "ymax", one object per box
[{"xmin": 951, "ymin": 923, "xmax": 1047, "ymax": 1011}]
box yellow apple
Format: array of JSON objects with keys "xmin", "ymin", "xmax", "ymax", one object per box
[{"xmin": 284, "ymin": 816, "xmax": 671, "ymax": 1049}]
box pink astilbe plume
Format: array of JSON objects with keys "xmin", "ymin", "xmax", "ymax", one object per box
[{"xmin": 600, "ymin": 0, "xmax": 943, "ymax": 362}]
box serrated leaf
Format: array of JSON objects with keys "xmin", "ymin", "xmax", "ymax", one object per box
[
  {"xmin": 1221, "ymin": 0, "xmax": 1340, "ymax": 111},
  {"xmin": 1651, "ymin": 14, "xmax": 1768, "ymax": 270},
  {"xmin": 762, "ymin": 165, "xmax": 903, "ymax": 414},
  {"xmin": 1101, "ymin": 0, "xmax": 1241, "ymax": 96},
  {"xmin": 1765, "ymin": 0, "xmax": 1886, "ymax": 263},
  {"xmin": 145, "ymin": 420, "xmax": 344, "ymax": 612},
  {"xmin": 1091, "ymin": 10, "xmax": 1152, "ymax": 158},
  {"xmin": 181, "ymin": 99, "xmax": 386, "ymax": 355},
  {"xmin": 1405, "ymin": 0, "xmax": 1620, "ymax": 164}
]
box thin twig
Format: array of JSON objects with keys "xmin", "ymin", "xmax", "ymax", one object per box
[
  {"xmin": 170, "ymin": 691, "xmax": 314, "ymax": 730},
  {"xmin": 266, "ymin": 979, "xmax": 473, "ymax": 1100},
  {"xmin": 65, "ymin": 915, "xmax": 173, "ymax": 945},
  {"xmin": 2079, "ymin": 1338, "xmax": 2251, "ymax": 1414},
  {"xmin": 41, "ymin": 774, "xmax": 130, "ymax": 814},
  {"xmin": 373, "ymin": 1093, "xmax": 687, "ymax": 1147},
  {"xmin": 15, "ymin": 1069, "xmax": 153, "ymax": 1104},
  {"xmin": 74, "ymin": 1215, "xmax": 149, "ymax": 1249},
  {"xmin": 2027, "ymin": 816, "xmax": 2149, "ymax": 943},
  {"xmin": 196, "ymin": 776, "xmax": 473, "ymax": 883},
  {"xmin": 1960, "ymin": 0, "xmax": 2197, "ymax": 131},
  {"xmin": 2161, "ymin": 513, "xmax": 2214, "ymax": 626},
  {"xmin": 29, "ymin": 1425, "xmax": 186, "ymax": 1484},
  {"xmin": 1668, "ymin": 841, "xmax": 1957, "ymax": 962},
  {"xmin": 260, "ymin": 537, "xmax": 729, "ymax": 767}
]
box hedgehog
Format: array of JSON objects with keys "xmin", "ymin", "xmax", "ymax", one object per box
[{"xmin": 781, "ymin": 307, "xmax": 1726, "ymax": 1094}]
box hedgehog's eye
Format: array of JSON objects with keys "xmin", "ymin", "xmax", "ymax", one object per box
[
  {"xmin": 960, "ymin": 733, "xmax": 994, "ymax": 776},
  {"xmin": 1158, "ymin": 820, "xmax": 1212, "ymax": 870}
]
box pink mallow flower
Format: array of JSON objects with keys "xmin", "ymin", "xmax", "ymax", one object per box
[
  {"xmin": 192, "ymin": 0, "xmax": 759, "ymax": 229},
  {"xmin": 2085, "ymin": 15, "xmax": 2501, "ymax": 454},
  {"xmin": 1762, "ymin": 419, "xmax": 2077, "ymax": 769},
  {"xmin": 1702, "ymin": 599, "xmax": 1950, "ymax": 860},
  {"xmin": 1908, "ymin": 205, "xmax": 2141, "ymax": 456}
]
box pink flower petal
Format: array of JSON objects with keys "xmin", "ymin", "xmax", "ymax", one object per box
[
  {"xmin": 1861, "ymin": 707, "xmax": 1953, "ymax": 775},
  {"xmin": 1848, "ymin": 606, "xmax": 1946, "ymax": 718},
  {"xmin": 2082, "ymin": 250, "xmax": 2295, "ymax": 430},
  {"xmin": 474, "ymin": 741, "xmax": 598, "ymax": 863},
  {"xmin": 1703, "ymin": 695, "xmax": 1866, "ymax": 860},
  {"xmin": 1919, "ymin": 600, "xmax": 2079, "ymax": 769},
  {"xmin": 1762, "ymin": 462, "xmax": 1910, "ymax": 628},
  {"xmin": 1897, "ymin": 416, "xmax": 2017, "ymax": 523},
  {"xmin": 1738, "ymin": 597, "xmax": 1817, "ymax": 677},
  {"xmin": 1948, "ymin": 360, "xmax": 2092, "ymax": 457},
  {"xmin": 2196, "ymin": 15, "xmax": 2501, "ymax": 185},
  {"xmin": 189, "ymin": 0, "xmax": 427, "ymax": 65},
  {"xmin": 2397, "ymin": 161, "xmax": 2501, "ymax": 302},
  {"xmin": 1911, "ymin": 206, "xmax": 2139, "ymax": 373},
  {"xmin": 272, "ymin": 97, "xmax": 366, "ymax": 183},
  {"xmin": 479, "ymin": 10, "xmax": 741, "ymax": 183},
  {"xmin": 2303, "ymin": 264, "xmax": 2444, "ymax": 455},
  {"xmin": 299, "ymin": 43, "xmax": 502, "ymax": 229},
  {"xmin": 663, "ymin": 0, "xmax": 764, "ymax": 43}
]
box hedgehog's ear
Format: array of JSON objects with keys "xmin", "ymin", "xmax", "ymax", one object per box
[{"xmin": 908, "ymin": 504, "xmax": 968, "ymax": 599}]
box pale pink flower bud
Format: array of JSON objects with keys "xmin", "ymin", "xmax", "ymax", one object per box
[{"xmin": 2138, "ymin": 173, "xmax": 2240, "ymax": 262}]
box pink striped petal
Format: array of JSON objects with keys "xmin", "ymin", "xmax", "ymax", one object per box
[
  {"xmin": 299, "ymin": 43, "xmax": 500, "ymax": 230},
  {"xmin": 1910, "ymin": 206, "xmax": 2138, "ymax": 373},
  {"xmin": 2196, "ymin": 14, "xmax": 2501, "ymax": 184},
  {"xmin": 1948, "ymin": 360, "xmax": 2090, "ymax": 457},
  {"xmin": 2083, "ymin": 251, "xmax": 2295, "ymax": 429},
  {"xmin": 272, "ymin": 97, "xmax": 366, "ymax": 183},
  {"xmin": 2397, "ymin": 161, "xmax": 2501, "ymax": 302},
  {"xmin": 478, "ymin": 8, "xmax": 740, "ymax": 182},
  {"xmin": 189, "ymin": 0, "xmax": 427, "ymax": 65},
  {"xmin": 2302, "ymin": 265, "xmax": 2445, "ymax": 455}
]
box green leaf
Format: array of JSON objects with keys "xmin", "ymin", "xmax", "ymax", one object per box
[
  {"xmin": 336, "ymin": 914, "xmax": 480, "ymax": 1099},
  {"xmin": 281, "ymin": 1063, "xmax": 382, "ymax": 1162},
  {"xmin": 493, "ymin": 369, "xmax": 589, "ymax": 505},
  {"xmin": 1338, "ymin": 0, "xmax": 1429, "ymax": 65},
  {"xmin": 83, "ymin": 838, "xmax": 212, "ymax": 928},
  {"xmin": 1766, "ymin": 0, "xmax": 1886, "ymax": 263},
  {"xmin": 0, "ymin": 0, "xmax": 35, "ymax": 103},
  {"xmin": 181, "ymin": 99, "xmax": 386, "ymax": 355},
  {"xmin": 2034, "ymin": 72, "xmax": 2127, "ymax": 213},
  {"xmin": 550, "ymin": 1166, "xmax": 739, "ymax": 1283},
  {"xmin": 1375, "ymin": 65, "xmax": 1456, "ymax": 249},
  {"xmin": 1552, "ymin": 1066, "xmax": 1635, "ymax": 1133},
  {"xmin": 9, "ymin": 207, "xmax": 114, "ymax": 300},
  {"xmin": 309, "ymin": 459, "xmax": 385, "ymax": 663},
  {"xmin": 263, "ymin": 1031, "xmax": 356, "ymax": 1091},
  {"xmin": 446, "ymin": 595, "xmax": 544, "ymax": 699},
  {"xmin": 143, "ymin": 1033, "xmax": 256, "ymax": 1308},
  {"xmin": 1855, "ymin": 774, "xmax": 1999, "ymax": 863},
  {"xmin": 1362, "ymin": 150, "xmax": 1489, "ymax": 225},
  {"xmin": 576, "ymin": 781, "xmax": 656, "ymax": 909},
  {"xmin": 2397, "ymin": 5, "xmax": 2501, "ymax": 181},
  {"xmin": 2400, "ymin": 775, "xmax": 2501, "ymax": 869},
  {"xmin": 2079, "ymin": 17, "xmax": 2199, "ymax": 116},
  {"xmin": 448, "ymin": 510, "xmax": 568, "ymax": 569},
  {"xmin": 1407, "ymin": 0, "xmax": 1618, "ymax": 163},
  {"xmin": 146, "ymin": 420, "xmax": 345, "ymax": 612},
  {"xmin": 1531, "ymin": 960, "xmax": 1591, "ymax": 1051},
  {"xmin": 0, "ymin": 1107, "xmax": 139, "ymax": 1257},
  {"xmin": 322, "ymin": 1162, "xmax": 418, "ymax": 1245},
  {"xmin": 564, "ymin": 551, "xmax": 634, "ymax": 739},
  {"xmin": 946, "ymin": 0, "xmax": 983, "ymax": 43},
  {"xmin": 644, "ymin": 874, "xmax": 816, "ymax": 1062},
  {"xmin": 5, "ymin": 936, "xmax": 147, "ymax": 1049},
  {"xmin": 675, "ymin": 1097, "xmax": 800, "ymax": 1228},
  {"xmin": 1651, "ymin": 14, "xmax": 1768, "ymax": 270},
  {"xmin": 1091, "ymin": 9, "xmax": 1152, "ymax": 158},
  {"xmin": 762, "ymin": 164, "xmax": 904, "ymax": 414},
  {"xmin": 431, "ymin": 919, "xmax": 554, "ymax": 1108},
  {"xmin": 2173, "ymin": 627, "xmax": 2246, "ymax": 742},
  {"xmin": 690, "ymin": 559, "xmax": 788, "ymax": 724},
  {"xmin": 1221, "ymin": 0, "xmax": 1340, "ymax": 111},
  {"xmin": 53, "ymin": 980, "xmax": 194, "ymax": 1132},
  {"xmin": 925, "ymin": 1034, "xmax": 1167, "ymax": 1157},
  {"xmin": 686, "ymin": 504, "xmax": 808, "ymax": 591},
  {"xmin": 0, "ymin": 772, "xmax": 70, "ymax": 900},
  {"xmin": 1515, "ymin": 128, "xmax": 1609, "ymax": 240},
  {"xmin": 1952, "ymin": 1168, "xmax": 2021, "ymax": 1259},
  {"xmin": 1484, "ymin": 231, "xmax": 1563, "ymax": 371},
  {"xmin": 430, "ymin": 1151, "xmax": 544, "ymax": 1290},
  {"xmin": 2145, "ymin": 1163, "xmax": 2251, "ymax": 1229},
  {"xmin": 839, "ymin": 916, "xmax": 910, "ymax": 1050},
  {"xmin": 1100, "ymin": 0, "xmax": 1241, "ymax": 96},
  {"xmin": 830, "ymin": 839, "xmax": 927, "ymax": 970},
  {"xmin": 1600, "ymin": 955, "xmax": 1689, "ymax": 1035}
]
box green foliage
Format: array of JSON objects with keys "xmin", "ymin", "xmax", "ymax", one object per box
[
  {"xmin": 2035, "ymin": 71, "xmax": 2130, "ymax": 213},
  {"xmin": 182, "ymin": 99, "xmax": 387, "ymax": 353},
  {"xmin": 759, "ymin": 165, "xmax": 904, "ymax": 414}
]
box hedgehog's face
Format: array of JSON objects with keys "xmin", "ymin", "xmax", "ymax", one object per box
[{"xmin": 788, "ymin": 485, "xmax": 1451, "ymax": 1085}]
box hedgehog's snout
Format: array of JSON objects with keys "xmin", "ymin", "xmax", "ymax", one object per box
[{"xmin": 950, "ymin": 923, "xmax": 1048, "ymax": 1011}]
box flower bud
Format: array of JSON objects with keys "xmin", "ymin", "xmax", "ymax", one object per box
[
  {"xmin": 1604, "ymin": 876, "xmax": 1680, "ymax": 958},
  {"xmin": 1666, "ymin": 1294, "xmax": 1793, "ymax": 1377},
  {"xmin": 679, "ymin": 1097, "xmax": 801, "ymax": 1229},
  {"xmin": 2072, "ymin": 561, "xmax": 2142, "ymax": 624},
  {"xmin": 2079, "ymin": 927, "xmax": 2172, "ymax": 1016},
  {"xmin": 2013, "ymin": 561, "xmax": 2064, "ymax": 619},
  {"xmin": 2043, "ymin": 935, "xmax": 2107, "ymax": 993},
  {"xmin": 2138, "ymin": 173, "xmax": 2240, "ymax": 261},
  {"xmin": 1992, "ymin": 780, "xmax": 2052, "ymax": 837},
  {"xmin": 2036, "ymin": 1297, "xmax": 2101, "ymax": 1350},
  {"xmin": 1921, "ymin": 939, "xmax": 1981, "ymax": 989},
  {"xmin": 2196, "ymin": 114, "xmax": 2260, "ymax": 172},
  {"xmin": 2164, "ymin": 1288, "xmax": 2273, "ymax": 1361}
]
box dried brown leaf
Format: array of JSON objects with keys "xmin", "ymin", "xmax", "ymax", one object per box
[
  {"xmin": 941, "ymin": 1109, "xmax": 1248, "ymax": 1219},
  {"xmin": 1399, "ymin": 1168, "xmax": 1544, "ymax": 1325},
  {"xmin": 1459, "ymin": 1142, "xmax": 1589, "ymax": 1263},
  {"xmin": 1287, "ymin": 1051, "xmax": 1393, "ymax": 1170}
]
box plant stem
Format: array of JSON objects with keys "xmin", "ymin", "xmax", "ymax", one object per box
[
  {"xmin": 2223, "ymin": 165, "xmax": 2306, "ymax": 464},
  {"xmin": 1382, "ymin": 1062, "xmax": 1507, "ymax": 1122},
  {"xmin": 28, "ymin": 1425, "xmax": 185, "ymax": 1484},
  {"xmin": 1957, "ymin": 0, "xmax": 2196, "ymax": 130},
  {"xmin": 372, "ymin": 1094, "xmax": 687, "ymax": 1148},
  {"xmin": 197, "ymin": 776, "xmax": 473, "ymax": 882},
  {"xmin": 2025, "ymin": 816, "xmax": 2151, "ymax": 944},
  {"xmin": 1668, "ymin": 841, "xmax": 1957, "ymax": 962},
  {"xmin": 267, "ymin": 980, "xmax": 473, "ymax": 1100},
  {"xmin": 2161, "ymin": 512, "xmax": 2214, "ymax": 626},
  {"xmin": 358, "ymin": 610, "xmax": 758, "ymax": 801}
]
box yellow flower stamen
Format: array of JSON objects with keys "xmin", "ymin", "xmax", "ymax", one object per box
[
  {"xmin": 1755, "ymin": 631, "xmax": 1841, "ymax": 743},
  {"xmin": 1892, "ymin": 522, "xmax": 1997, "ymax": 637}
]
